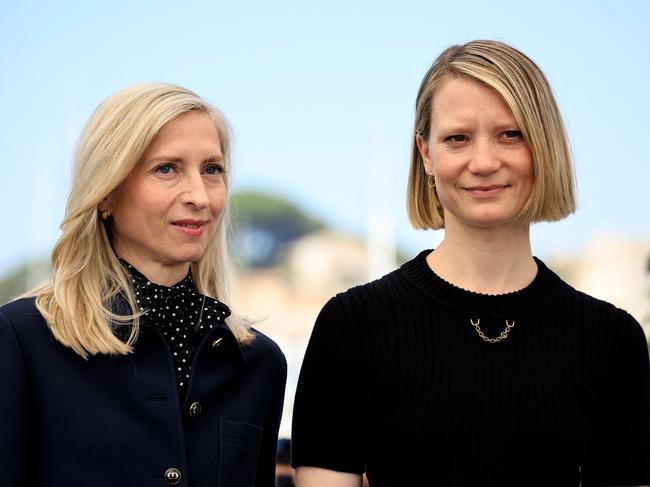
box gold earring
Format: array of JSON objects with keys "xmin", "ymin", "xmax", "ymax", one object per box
[
  {"xmin": 101, "ymin": 210, "xmax": 111, "ymax": 220},
  {"xmin": 427, "ymin": 174, "xmax": 436, "ymax": 189}
]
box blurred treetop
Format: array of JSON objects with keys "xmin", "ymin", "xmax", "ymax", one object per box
[{"xmin": 230, "ymin": 190, "xmax": 326, "ymax": 267}]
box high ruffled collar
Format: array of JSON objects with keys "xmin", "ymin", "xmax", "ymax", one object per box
[{"xmin": 119, "ymin": 259, "xmax": 231, "ymax": 325}]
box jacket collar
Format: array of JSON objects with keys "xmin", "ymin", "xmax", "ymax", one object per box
[{"xmin": 108, "ymin": 292, "xmax": 247, "ymax": 367}]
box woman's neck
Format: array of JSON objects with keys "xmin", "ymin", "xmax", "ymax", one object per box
[
  {"xmin": 118, "ymin": 255, "xmax": 190, "ymax": 287},
  {"xmin": 427, "ymin": 222, "xmax": 537, "ymax": 295}
]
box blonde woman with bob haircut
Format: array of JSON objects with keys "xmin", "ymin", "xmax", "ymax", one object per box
[
  {"xmin": 292, "ymin": 40, "xmax": 650, "ymax": 487},
  {"xmin": 0, "ymin": 83, "xmax": 287, "ymax": 487}
]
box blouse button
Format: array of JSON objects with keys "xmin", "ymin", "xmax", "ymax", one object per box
[
  {"xmin": 164, "ymin": 467, "xmax": 182, "ymax": 485},
  {"xmin": 189, "ymin": 401, "xmax": 202, "ymax": 418}
]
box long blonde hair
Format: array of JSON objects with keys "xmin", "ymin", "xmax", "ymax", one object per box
[
  {"xmin": 35, "ymin": 83, "xmax": 253, "ymax": 358},
  {"xmin": 407, "ymin": 40, "xmax": 576, "ymax": 230}
]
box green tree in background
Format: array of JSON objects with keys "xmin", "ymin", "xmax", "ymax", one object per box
[{"xmin": 230, "ymin": 190, "xmax": 325, "ymax": 267}]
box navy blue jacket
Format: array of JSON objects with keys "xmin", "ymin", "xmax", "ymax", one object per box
[{"xmin": 0, "ymin": 297, "xmax": 287, "ymax": 487}]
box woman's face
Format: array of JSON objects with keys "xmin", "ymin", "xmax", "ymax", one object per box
[
  {"xmin": 104, "ymin": 111, "xmax": 227, "ymax": 284},
  {"xmin": 417, "ymin": 76, "xmax": 533, "ymax": 231}
]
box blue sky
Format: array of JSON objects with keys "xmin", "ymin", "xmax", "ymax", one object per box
[{"xmin": 1, "ymin": 0, "xmax": 649, "ymax": 274}]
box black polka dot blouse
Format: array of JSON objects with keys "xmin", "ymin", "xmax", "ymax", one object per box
[{"xmin": 122, "ymin": 261, "xmax": 231, "ymax": 401}]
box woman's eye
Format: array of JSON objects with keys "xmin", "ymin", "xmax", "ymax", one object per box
[
  {"xmin": 503, "ymin": 130, "xmax": 523, "ymax": 139},
  {"xmin": 155, "ymin": 164, "xmax": 175, "ymax": 174},
  {"xmin": 204, "ymin": 164, "xmax": 225, "ymax": 175},
  {"xmin": 444, "ymin": 134, "xmax": 467, "ymax": 144}
]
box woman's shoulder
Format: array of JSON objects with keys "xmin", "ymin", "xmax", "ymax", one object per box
[
  {"xmin": 329, "ymin": 267, "xmax": 403, "ymax": 309},
  {"xmin": 553, "ymin": 271, "xmax": 634, "ymax": 317},
  {"xmin": 246, "ymin": 328, "xmax": 287, "ymax": 369},
  {"xmin": 551, "ymin": 274, "xmax": 647, "ymax": 343},
  {"xmin": 0, "ymin": 297, "xmax": 44, "ymax": 330},
  {"xmin": 0, "ymin": 297, "xmax": 51, "ymax": 354},
  {"xmin": 248, "ymin": 327, "xmax": 285, "ymax": 355},
  {"xmin": 308, "ymin": 263, "xmax": 412, "ymax": 335}
]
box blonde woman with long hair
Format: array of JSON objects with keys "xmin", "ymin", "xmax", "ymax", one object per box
[
  {"xmin": 0, "ymin": 83, "xmax": 287, "ymax": 487},
  {"xmin": 292, "ymin": 40, "xmax": 650, "ymax": 486}
]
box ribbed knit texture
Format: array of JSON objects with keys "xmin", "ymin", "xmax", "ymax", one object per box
[{"xmin": 292, "ymin": 250, "xmax": 650, "ymax": 487}]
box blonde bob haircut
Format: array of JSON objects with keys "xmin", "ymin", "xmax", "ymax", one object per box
[
  {"xmin": 34, "ymin": 82, "xmax": 253, "ymax": 358},
  {"xmin": 407, "ymin": 39, "xmax": 576, "ymax": 230}
]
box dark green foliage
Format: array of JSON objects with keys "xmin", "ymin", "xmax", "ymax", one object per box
[{"xmin": 230, "ymin": 190, "xmax": 325, "ymax": 267}]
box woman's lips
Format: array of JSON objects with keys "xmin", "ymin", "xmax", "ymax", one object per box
[
  {"xmin": 464, "ymin": 185, "xmax": 509, "ymax": 198},
  {"xmin": 171, "ymin": 220, "xmax": 207, "ymax": 237}
]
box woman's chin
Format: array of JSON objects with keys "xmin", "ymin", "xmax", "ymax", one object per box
[{"xmin": 162, "ymin": 249, "xmax": 207, "ymax": 267}]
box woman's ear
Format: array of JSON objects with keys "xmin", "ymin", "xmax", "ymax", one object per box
[
  {"xmin": 98, "ymin": 195, "xmax": 110, "ymax": 212},
  {"xmin": 98, "ymin": 195, "xmax": 113, "ymax": 220},
  {"xmin": 415, "ymin": 133, "xmax": 434, "ymax": 176}
]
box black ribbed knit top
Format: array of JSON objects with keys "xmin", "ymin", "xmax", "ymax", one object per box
[{"xmin": 292, "ymin": 250, "xmax": 650, "ymax": 487}]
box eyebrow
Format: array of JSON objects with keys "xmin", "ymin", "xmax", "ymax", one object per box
[
  {"xmin": 435, "ymin": 120, "xmax": 520, "ymax": 133},
  {"xmin": 146, "ymin": 154, "xmax": 224, "ymax": 164}
]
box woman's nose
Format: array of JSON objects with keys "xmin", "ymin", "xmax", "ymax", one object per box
[
  {"xmin": 468, "ymin": 139, "xmax": 501, "ymax": 174},
  {"xmin": 181, "ymin": 172, "xmax": 210, "ymax": 208}
]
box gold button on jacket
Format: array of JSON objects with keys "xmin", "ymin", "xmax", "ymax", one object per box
[
  {"xmin": 164, "ymin": 467, "xmax": 181, "ymax": 485},
  {"xmin": 189, "ymin": 401, "xmax": 202, "ymax": 418}
]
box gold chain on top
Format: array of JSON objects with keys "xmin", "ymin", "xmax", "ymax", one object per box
[{"xmin": 470, "ymin": 318, "xmax": 515, "ymax": 344}]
